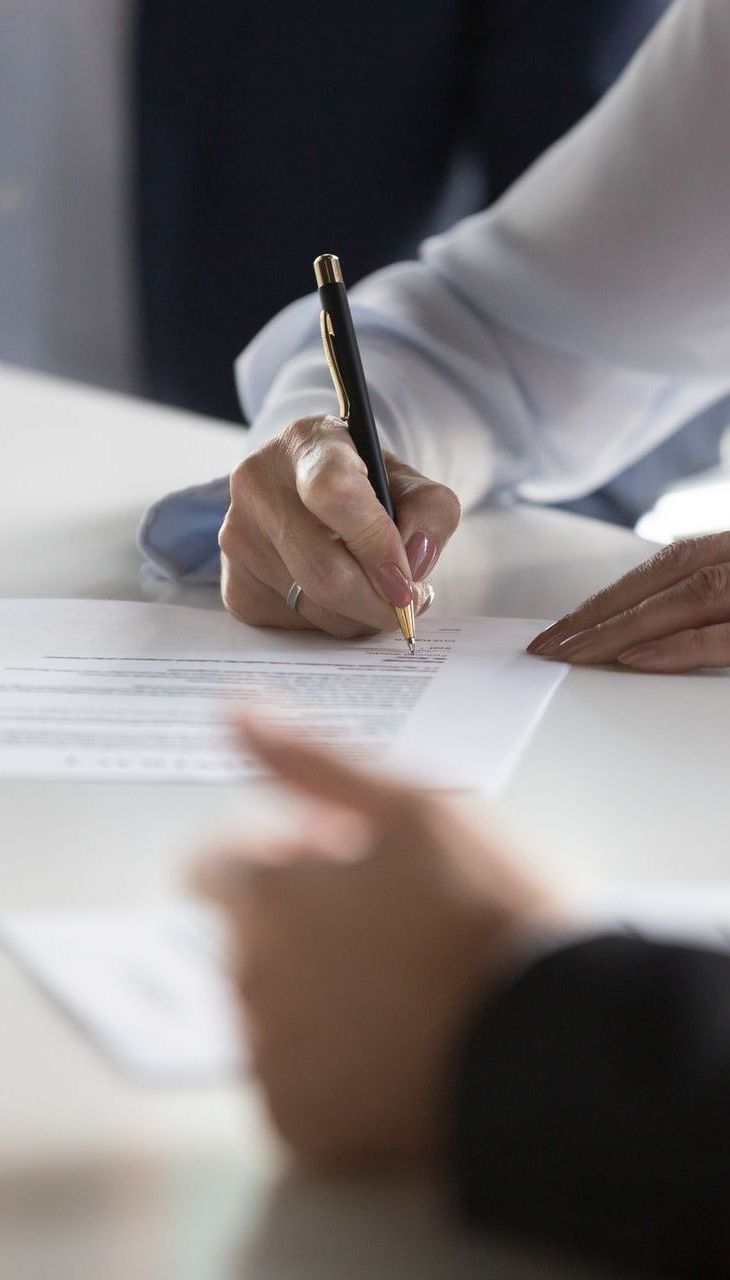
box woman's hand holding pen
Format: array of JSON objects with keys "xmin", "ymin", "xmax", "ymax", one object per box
[
  {"xmin": 529, "ymin": 533, "xmax": 730, "ymax": 672},
  {"xmin": 219, "ymin": 414, "xmax": 462, "ymax": 638}
]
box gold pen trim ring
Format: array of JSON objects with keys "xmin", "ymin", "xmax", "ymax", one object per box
[{"xmin": 314, "ymin": 253, "xmax": 344, "ymax": 287}]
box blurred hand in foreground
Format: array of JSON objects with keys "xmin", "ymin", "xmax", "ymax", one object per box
[
  {"xmin": 197, "ymin": 717, "xmax": 556, "ymax": 1169},
  {"xmin": 528, "ymin": 533, "xmax": 730, "ymax": 672},
  {"xmin": 219, "ymin": 415, "xmax": 462, "ymax": 638}
]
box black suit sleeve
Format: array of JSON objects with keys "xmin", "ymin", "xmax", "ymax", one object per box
[
  {"xmin": 464, "ymin": 0, "xmax": 671, "ymax": 201},
  {"xmin": 453, "ymin": 937, "xmax": 730, "ymax": 1278}
]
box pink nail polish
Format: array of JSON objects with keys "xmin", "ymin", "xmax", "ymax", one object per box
[
  {"xmin": 546, "ymin": 630, "xmax": 594, "ymax": 660},
  {"xmin": 536, "ymin": 634, "xmax": 575, "ymax": 657},
  {"xmin": 374, "ymin": 563, "xmax": 413, "ymax": 607},
  {"xmin": 405, "ymin": 532, "xmax": 439, "ymax": 581},
  {"xmin": 527, "ymin": 620, "xmax": 567, "ymax": 654}
]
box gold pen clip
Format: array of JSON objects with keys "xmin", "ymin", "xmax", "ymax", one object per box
[{"xmin": 319, "ymin": 310, "xmax": 350, "ymax": 421}]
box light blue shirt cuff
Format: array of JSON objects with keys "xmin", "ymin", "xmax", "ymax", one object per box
[{"xmin": 137, "ymin": 476, "xmax": 230, "ymax": 584}]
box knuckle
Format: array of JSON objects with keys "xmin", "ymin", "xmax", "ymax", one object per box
[
  {"xmin": 217, "ymin": 507, "xmax": 238, "ymax": 557},
  {"xmin": 228, "ymin": 454, "xmax": 274, "ymax": 526},
  {"xmin": 229, "ymin": 449, "xmax": 297, "ymax": 548},
  {"xmin": 229, "ymin": 452, "xmax": 263, "ymax": 497},
  {"xmin": 435, "ymin": 482, "xmax": 463, "ymax": 531},
  {"xmin": 228, "ymin": 456, "xmax": 249, "ymax": 491},
  {"xmin": 395, "ymin": 470, "xmax": 462, "ymax": 537},
  {"xmin": 683, "ymin": 563, "xmax": 730, "ymax": 607},
  {"xmin": 281, "ymin": 414, "xmax": 344, "ymax": 460},
  {"xmin": 650, "ymin": 538, "xmax": 700, "ymax": 576},
  {"xmin": 297, "ymin": 463, "xmax": 335, "ymax": 508},
  {"xmin": 231, "ymin": 428, "xmax": 308, "ymax": 499},
  {"xmin": 404, "ymin": 479, "xmax": 462, "ymax": 534},
  {"xmin": 279, "ymin": 417, "xmax": 317, "ymax": 455},
  {"xmin": 299, "ymin": 463, "xmax": 363, "ymax": 521}
]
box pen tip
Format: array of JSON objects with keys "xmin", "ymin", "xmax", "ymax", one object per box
[{"xmin": 408, "ymin": 638, "xmax": 416, "ymax": 655}]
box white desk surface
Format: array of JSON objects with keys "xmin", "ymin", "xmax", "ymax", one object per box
[{"xmin": 2, "ymin": 362, "xmax": 726, "ymax": 1280}]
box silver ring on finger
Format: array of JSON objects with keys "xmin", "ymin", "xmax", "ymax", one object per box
[{"xmin": 285, "ymin": 581, "xmax": 304, "ymax": 613}]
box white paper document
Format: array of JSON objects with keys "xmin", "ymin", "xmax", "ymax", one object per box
[
  {"xmin": 0, "ymin": 906, "xmax": 242, "ymax": 1085},
  {"xmin": 0, "ymin": 599, "xmax": 566, "ymax": 792},
  {"xmin": 5, "ymin": 889, "xmax": 730, "ymax": 1086}
]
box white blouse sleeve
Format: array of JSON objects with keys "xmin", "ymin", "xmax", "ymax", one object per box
[{"xmin": 236, "ymin": 0, "xmax": 730, "ymax": 510}]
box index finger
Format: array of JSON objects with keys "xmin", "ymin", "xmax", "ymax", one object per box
[
  {"xmin": 232, "ymin": 714, "xmax": 405, "ymax": 817},
  {"xmin": 528, "ymin": 533, "xmax": 730, "ymax": 653},
  {"xmin": 291, "ymin": 421, "xmax": 415, "ymax": 610},
  {"xmin": 540, "ymin": 560, "xmax": 730, "ymax": 665}
]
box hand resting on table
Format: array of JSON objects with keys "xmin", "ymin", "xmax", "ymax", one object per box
[{"xmin": 529, "ymin": 533, "xmax": 730, "ymax": 673}]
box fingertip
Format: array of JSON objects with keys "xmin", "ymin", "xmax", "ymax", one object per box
[
  {"xmin": 228, "ymin": 708, "xmax": 288, "ymax": 753},
  {"xmin": 229, "ymin": 708, "xmax": 400, "ymax": 813},
  {"xmin": 527, "ymin": 620, "xmax": 565, "ymax": 654},
  {"xmin": 191, "ymin": 849, "xmax": 251, "ymax": 905},
  {"xmin": 230, "ymin": 708, "xmax": 269, "ymax": 736}
]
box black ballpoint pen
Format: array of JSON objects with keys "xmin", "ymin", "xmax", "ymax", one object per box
[{"xmin": 313, "ymin": 252, "xmax": 416, "ymax": 654}]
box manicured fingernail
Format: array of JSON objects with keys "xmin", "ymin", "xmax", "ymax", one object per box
[
  {"xmin": 617, "ymin": 645, "xmax": 657, "ymax": 667},
  {"xmin": 543, "ymin": 630, "xmax": 595, "ymax": 661},
  {"xmin": 416, "ymin": 584, "xmax": 435, "ymax": 616},
  {"xmin": 406, "ymin": 532, "xmax": 439, "ymax": 581},
  {"xmin": 535, "ymin": 634, "xmax": 574, "ymax": 657},
  {"xmin": 374, "ymin": 562, "xmax": 413, "ymax": 607},
  {"xmin": 527, "ymin": 620, "xmax": 567, "ymax": 654}
]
